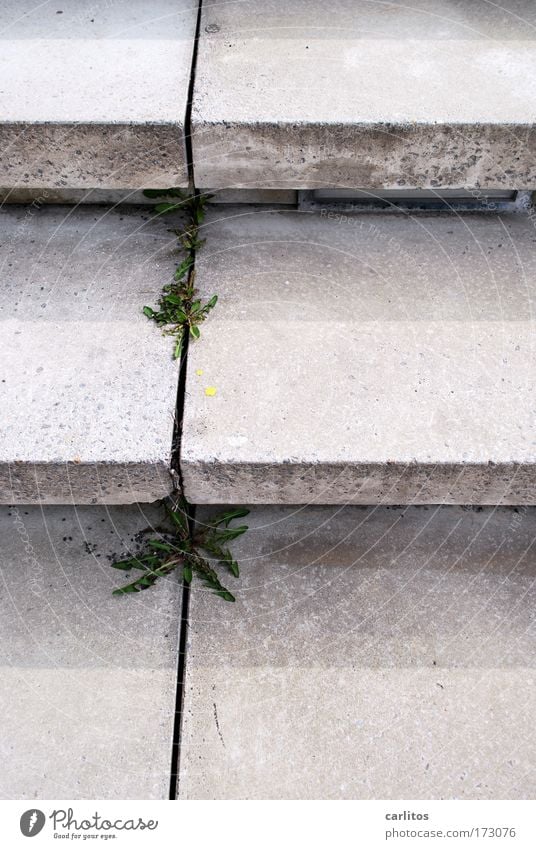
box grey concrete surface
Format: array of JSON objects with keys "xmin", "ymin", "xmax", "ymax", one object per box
[
  {"xmin": 192, "ymin": 0, "xmax": 536, "ymax": 189},
  {"xmin": 0, "ymin": 205, "xmax": 181, "ymax": 504},
  {"xmin": 179, "ymin": 505, "xmax": 536, "ymax": 799},
  {"xmin": 0, "ymin": 0, "xmax": 196, "ymax": 187},
  {"xmin": 0, "ymin": 504, "xmax": 181, "ymax": 799},
  {"xmin": 181, "ymin": 207, "xmax": 536, "ymax": 505}
]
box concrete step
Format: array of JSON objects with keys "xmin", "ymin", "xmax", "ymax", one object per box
[
  {"xmin": 181, "ymin": 207, "xmax": 536, "ymax": 505},
  {"xmin": 192, "ymin": 0, "xmax": 536, "ymax": 189},
  {"xmin": 0, "ymin": 0, "xmax": 196, "ymax": 189},
  {"xmin": 179, "ymin": 504, "xmax": 536, "ymax": 799},
  {"xmin": 0, "ymin": 205, "xmax": 181, "ymax": 504},
  {"xmin": 0, "ymin": 503, "xmax": 181, "ymax": 799}
]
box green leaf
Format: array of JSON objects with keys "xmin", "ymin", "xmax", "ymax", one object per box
[
  {"xmin": 137, "ymin": 575, "xmax": 156, "ymax": 587},
  {"xmin": 214, "ymin": 590, "xmax": 236, "ymax": 602},
  {"xmin": 174, "ymin": 334, "xmax": 183, "ymax": 360},
  {"xmin": 110, "ymin": 557, "xmax": 148, "ymax": 572},
  {"xmin": 174, "ymin": 258, "xmax": 194, "ymax": 281},
  {"xmin": 168, "ymin": 506, "xmax": 189, "ymax": 534},
  {"xmin": 211, "ymin": 508, "xmax": 250, "ymax": 527},
  {"xmin": 189, "ymin": 324, "xmax": 200, "ymax": 339},
  {"xmin": 147, "ymin": 539, "xmax": 174, "ymax": 553},
  {"xmin": 213, "ymin": 526, "xmax": 249, "ymax": 541},
  {"xmin": 113, "ymin": 583, "xmax": 140, "ymax": 595},
  {"xmin": 143, "ymin": 189, "xmax": 165, "ymax": 198},
  {"xmin": 206, "ymin": 294, "xmax": 218, "ymax": 310},
  {"xmin": 110, "ymin": 561, "xmax": 136, "ymax": 571},
  {"xmin": 183, "ymin": 564, "xmax": 193, "ymax": 583},
  {"xmin": 143, "ymin": 306, "xmax": 155, "ymax": 318},
  {"xmin": 154, "ymin": 202, "xmax": 184, "ymax": 215},
  {"xmin": 219, "ymin": 549, "xmax": 240, "ymax": 579}
]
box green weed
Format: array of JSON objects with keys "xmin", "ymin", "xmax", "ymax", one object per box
[
  {"xmin": 111, "ymin": 497, "xmax": 249, "ymax": 602},
  {"xmin": 142, "ymin": 189, "xmax": 216, "ymax": 359}
]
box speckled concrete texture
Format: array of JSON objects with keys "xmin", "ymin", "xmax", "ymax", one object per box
[
  {"xmin": 0, "ymin": 0, "xmax": 196, "ymax": 187},
  {"xmin": 0, "ymin": 503, "xmax": 181, "ymax": 799},
  {"xmin": 181, "ymin": 207, "xmax": 536, "ymax": 504},
  {"xmin": 0, "ymin": 205, "xmax": 182, "ymax": 504},
  {"xmin": 192, "ymin": 0, "xmax": 536, "ymax": 188},
  {"xmin": 178, "ymin": 505, "xmax": 536, "ymax": 799}
]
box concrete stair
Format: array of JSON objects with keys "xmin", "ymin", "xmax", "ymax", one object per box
[
  {"xmin": 0, "ymin": 0, "xmax": 196, "ymax": 189},
  {"xmin": 1, "ymin": 0, "xmax": 535, "ymax": 807},
  {"xmin": 181, "ymin": 206, "xmax": 536, "ymax": 504},
  {"xmin": 192, "ymin": 0, "xmax": 536, "ymax": 189},
  {"xmin": 0, "ymin": 1, "xmax": 534, "ymax": 507},
  {"xmin": 0, "ymin": 205, "xmax": 181, "ymax": 504}
]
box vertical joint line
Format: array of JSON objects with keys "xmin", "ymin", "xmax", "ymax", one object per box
[
  {"xmin": 185, "ymin": 0, "xmax": 203, "ymax": 190},
  {"xmin": 168, "ymin": 0, "xmax": 204, "ymax": 801}
]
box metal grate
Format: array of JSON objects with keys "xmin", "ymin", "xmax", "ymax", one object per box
[{"xmin": 299, "ymin": 189, "xmax": 532, "ymax": 213}]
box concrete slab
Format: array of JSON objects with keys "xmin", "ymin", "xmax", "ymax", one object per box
[
  {"xmin": 192, "ymin": 0, "xmax": 536, "ymax": 189},
  {"xmin": 0, "ymin": 205, "xmax": 181, "ymax": 504},
  {"xmin": 0, "ymin": 0, "xmax": 197, "ymax": 188},
  {"xmin": 181, "ymin": 207, "xmax": 536, "ymax": 505},
  {"xmin": 179, "ymin": 505, "xmax": 536, "ymax": 799},
  {"xmin": 0, "ymin": 503, "xmax": 181, "ymax": 799}
]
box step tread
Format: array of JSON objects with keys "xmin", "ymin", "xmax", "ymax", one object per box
[
  {"xmin": 0, "ymin": 503, "xmax": 181, "ymax": 800},
  {"xmin": 0, "ymin": 0, "xmax": 196, "ymax": 187},
  {"xmin": 179, "ymin": 504, "xmax": 536, "ymax": 799},
  {"xmin": 181, "ymin": 207, "xmax": 536, "ymax": 504},
  {"xmin": 193, "ymin": 0, "xmax": 536, "ymax": 188},
  {"xmin": 0, "ymin": 205, "xmax": 180, "ymax": 504}
]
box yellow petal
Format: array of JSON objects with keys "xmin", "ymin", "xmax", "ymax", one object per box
[
  {"xmin": 196, "ymin": 368, "xmax": 204, "ymax": 376},
  {"xmin": 205, "ymin": 386, "xmax": 217, "ymax": 397}
]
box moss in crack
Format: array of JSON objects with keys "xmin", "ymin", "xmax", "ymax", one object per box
[
  {"xmin": 111, "ymin": 496, "xmax": 249, "ymax": 602},
  {"xmin": 142, "ymin": 188, "xmax": 216, "ymax": 359}
]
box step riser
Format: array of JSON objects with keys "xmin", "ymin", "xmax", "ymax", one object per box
[
  {"xmin": 0, "ymin": 124, "xmax": 188, "ymax": 190},
  {"xmin": 184, "ymin": 464, "xmax": 536, "ymax": 506},
  {"xmin": 192, "ymin": 124, "xmax": 536, "ymax": 191},
  {"xmin": 3, "ymin": 464, "xmax": 174, "ymax": 506}
]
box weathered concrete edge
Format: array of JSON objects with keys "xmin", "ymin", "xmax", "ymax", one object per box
[
  {"xmin": 1, "ymin": 461, "xmax": 176, "ymax": 505},
  {"xmin": 192, "ymin": 121, "xmax": 536, "ymax": 189},
  {"xmin": 0, "ymin": 122, "xmax": 189, "ymax": 189},
  {"xmin": 182, "ymin": 461, "xmax": 536, "ymax": 505}
]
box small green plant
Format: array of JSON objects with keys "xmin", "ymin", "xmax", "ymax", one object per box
[
  {"xmin": 142, "ymin": 189, "xmax": 216, "ymax": 359},
  {"xmin": 109, "ymin": 191, "xmax": 244, "ymax": 602},
  {"xmin": 111, "ymin": 497, "xmax": 249, "ymax": 602}
]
